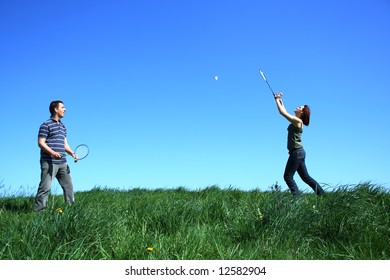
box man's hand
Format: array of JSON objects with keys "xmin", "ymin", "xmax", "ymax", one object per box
[
  {"xmin": 73, "ymin": 153, "xmax": 79, "ymax": 163},
  {"xmin": 52, "ymin": 152, "xmax": 62, "ymax": 159}
]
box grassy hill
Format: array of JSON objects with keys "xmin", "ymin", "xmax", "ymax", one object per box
[{"xmin": 0, "ymin": 183, "xmax": 389, "ymax": 260}]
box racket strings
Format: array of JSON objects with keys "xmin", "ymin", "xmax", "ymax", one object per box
[{"xmin": 75, "ymin": 145, "xmax": 89, "ymax": 160}]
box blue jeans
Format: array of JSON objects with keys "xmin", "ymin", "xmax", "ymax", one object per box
[{"xmin": 284, "ymin": 148, "xmax": 324, "ymax": 196}]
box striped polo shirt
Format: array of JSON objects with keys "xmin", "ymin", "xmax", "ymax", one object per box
[{"xmin": 38, "ymin": 118, "xmax": 67, "ymax": 164}]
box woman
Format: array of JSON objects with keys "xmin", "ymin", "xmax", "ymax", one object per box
[{"xmin": 274, "ymin": 92, "xmax": 325, "ymax": 196}]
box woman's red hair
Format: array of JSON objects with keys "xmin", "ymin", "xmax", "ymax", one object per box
[{"xmin": 302, "ymin": 105, "xmax": 311, "ymax": 126}]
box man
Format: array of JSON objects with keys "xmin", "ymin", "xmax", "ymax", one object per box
[{"xmin": 34, "ymin": 100, "xmax": 78, "ymax": 211}]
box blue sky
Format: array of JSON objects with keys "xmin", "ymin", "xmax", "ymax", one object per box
[{"xmin": 1, "ymin": 0, "xmax": 389, "ymax": 196}]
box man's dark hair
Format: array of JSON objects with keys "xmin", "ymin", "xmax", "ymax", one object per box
[{"xmin": 49, "ymin": 100, "xmax": 63, "ymax": 116}]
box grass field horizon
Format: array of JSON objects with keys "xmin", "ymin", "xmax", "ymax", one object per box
[{"xmin": 1, "ymin": 182, "xmax": 389, "ymax": 260}]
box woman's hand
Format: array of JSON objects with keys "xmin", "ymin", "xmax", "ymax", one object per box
[{"xmin": 274, "ymin": 92, "xmax": 283, "ymax": 99}]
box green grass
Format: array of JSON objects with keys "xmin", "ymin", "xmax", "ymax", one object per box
[{"xmin": 0, "ymin": 183, "xmax": 389, "ymax": 260}]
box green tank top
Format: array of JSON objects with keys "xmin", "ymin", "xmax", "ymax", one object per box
[{"xmin": 287, "ymin": 124, "xmax": 303, "ymax": 150}]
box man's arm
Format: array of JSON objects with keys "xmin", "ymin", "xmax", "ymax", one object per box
[{"xmin": 64, "ymin": 138, "xmax": 78, "ymax": 162}]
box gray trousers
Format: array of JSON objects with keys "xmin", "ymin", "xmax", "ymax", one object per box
[{"xmin": 34, "ymin": 161, "xmax": 74, "ymax": 211}]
